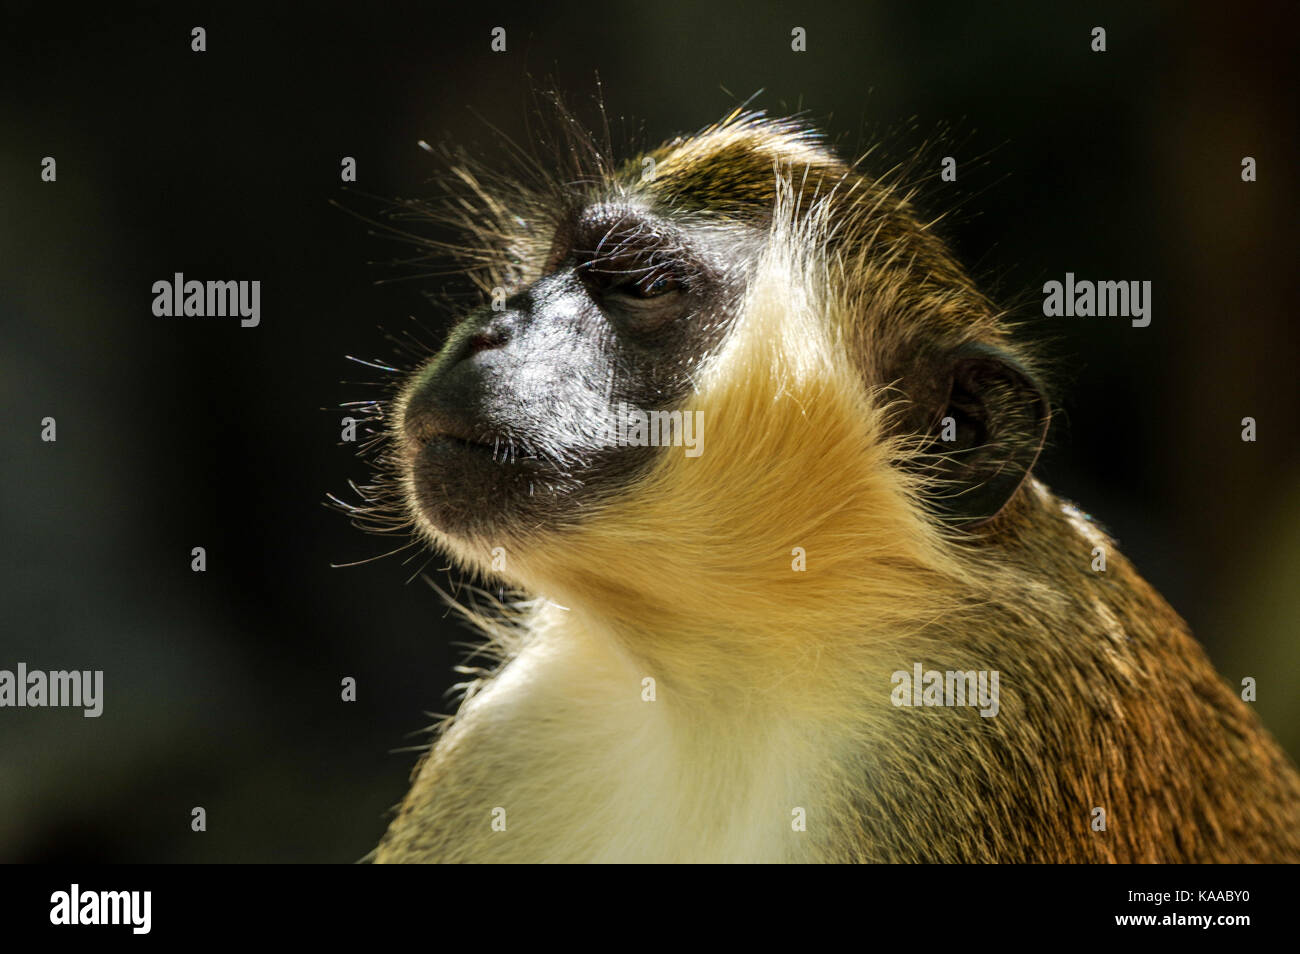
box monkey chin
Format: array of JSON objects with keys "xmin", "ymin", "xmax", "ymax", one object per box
[
  {"xmin": 400, "ymin": 431, "xmax": 591, "ymax": 578},
  {"xmin": 405, "ymin": 436, "xmax": 534, "ymax": 537}
]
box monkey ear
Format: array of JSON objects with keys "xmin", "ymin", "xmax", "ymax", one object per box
[{"xmin": 900, "ymin": 342, "xmax": 1050, "ymax": 526}]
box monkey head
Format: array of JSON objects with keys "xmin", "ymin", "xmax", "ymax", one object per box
[{"xmin": 391, "ymin": 111, "xmax": 1050, "ymax": 620}]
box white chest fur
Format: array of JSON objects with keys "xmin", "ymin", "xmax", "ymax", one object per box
[{"xmin": 417, "ymin": 624, "xmax": 832, "ymax": 863}]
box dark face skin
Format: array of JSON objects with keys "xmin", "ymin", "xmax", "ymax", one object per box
[{"xmin": 398, "ymin": 200, "xmax": 749, "ymax": 541}]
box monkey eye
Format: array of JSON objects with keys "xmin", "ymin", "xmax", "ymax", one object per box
[
  {"xmin": 622, "ymin": 271, "xmax": 680, "ymax": 299},
  {"xmin": 579, "ymin": 258, "xmax": 682, "ymax": 305}
]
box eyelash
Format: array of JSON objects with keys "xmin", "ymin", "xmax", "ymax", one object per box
[
  {"xmin": 617, "ymin": 270, "xmax": 680, "ymax": 299},
  {"xmin": 579, "ymin": 257, "xmax": 681, "ymax": 301}
]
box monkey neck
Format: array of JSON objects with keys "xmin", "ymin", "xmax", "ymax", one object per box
[
  {"xmin": 501, "ymin": 481, "xmax": 1300, "ymax": 861},
  {"xmin": 510, "ymin": 495, "xmax": 973, "ymax": 712}
]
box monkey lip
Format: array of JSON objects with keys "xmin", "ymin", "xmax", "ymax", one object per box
[
  {"xmin": 414, "ymin": 432, "xmax": 534, "ymax": 467},
  {"xmin": 433, "ymin": 432, "xmax": 492, "ymax": 451},
  {"xmin": 404, "ymin": 410, "xmax": 500, "ymax": 457},
  {"xmin": 402, "ymin": 406, "xmax": 539, "ymax": 501},
  {"xmin": 421, "ymin": 432, "xmax": 501, "ymax": 457}
]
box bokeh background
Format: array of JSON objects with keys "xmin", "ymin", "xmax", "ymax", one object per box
[{"xmin": 1, "ymin": 0, "xmax": 1296, "ymax": 862}]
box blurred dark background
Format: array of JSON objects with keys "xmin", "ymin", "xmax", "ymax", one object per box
[{"xmin": 1, "ymin": 0, "xmax": 1296, "ymax": 862}]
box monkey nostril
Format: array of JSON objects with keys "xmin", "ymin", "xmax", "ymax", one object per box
[{"xmin": 463, "ymin": 328, "xmax": 507, "ymax": 357}]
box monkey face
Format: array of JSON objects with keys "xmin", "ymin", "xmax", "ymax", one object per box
[
  {"xmin": 386, "ymin": 112, "xmax": 1051, "ymax": 582},
  {"xmin": 396, "ymin": 200, "xmax": 743, "ymax": 547}
]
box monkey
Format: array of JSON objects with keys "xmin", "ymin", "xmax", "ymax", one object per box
[{"xmin": 347, "ymin": 107, "xmax": 1300, "ymax": 863}]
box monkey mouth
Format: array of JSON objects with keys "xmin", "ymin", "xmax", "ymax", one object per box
[
  {"xmin": 403, "ymin": 405, "xmax": 516, "ymax": 461},
  {"xmin": 430, "ymin": 433, "xmax": 495, "ymax": 454},
  {"xmin": 411, "ymin": 431, "xmax": 533, "ymax": 465}
]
